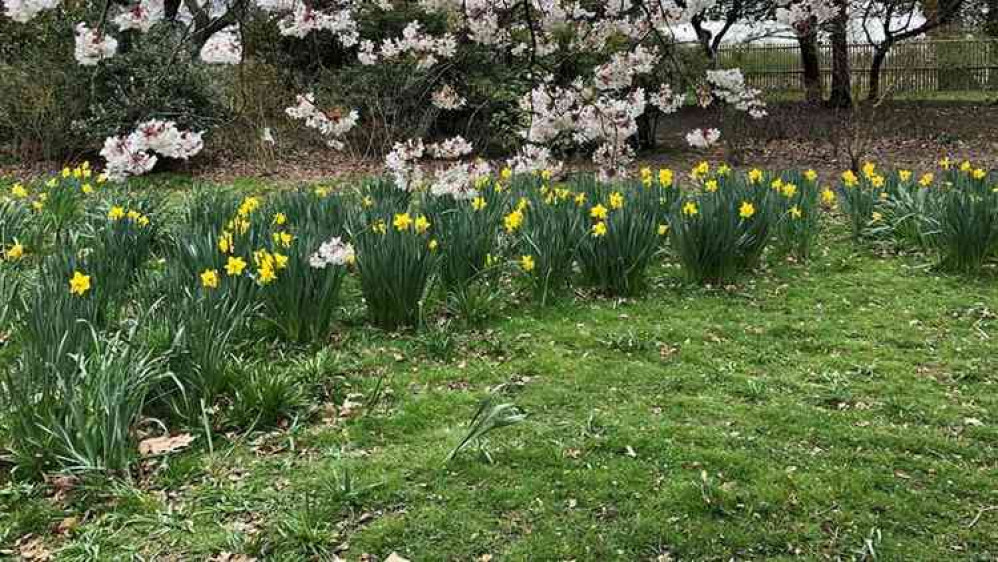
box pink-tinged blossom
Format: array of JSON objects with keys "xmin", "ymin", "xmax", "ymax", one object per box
[
  {"xmin": 428, "ymin": 136, "xmax": 473, "ymax": 159},
  {"xmin": 776, "ymin": 0, "xmax": 837, "ymax": 30},
  {"xmin": 429, "ymin": 160, "xmax": 491, "ymax": 200},
  {"xmin": 686, "ymin": 128, "xmax": 721, "ymax": 149},
  {"xmin": 277, "ymin": 4, "xmax": 359, "ymax": 46},
  {"xmin": 649, "ymin": 83, "xmax": 686, "ymax": 114},
  {"xmin": 705, "ymin": 69, "xmax": 767, "ymax": 119},
  {"xmin": 385, "ymin": 139, "xmax": 427, "ymax": 191},
  {"xmin": 113, "ymin": 0, "xmax": 164, "ymax": 32},
  {"xmin": 255, "ymin": 0, "xmax": 296, "ymax": 12},
  {"xmin": 285, "ymin": 93, "xmax": 359, "ymax": 150},
  {"xmin": 3, "ymin": 0, "xmax": 58, "ymax": 23},
  {"xmin": 431, "ymin": 84, "xmax": 467, "ymax": 110},
  {"xmin": 200, "ymin": 26, "xmax": 242, "ymax": 64},
  {"xmin": 128, "ymin": 120, "xmax": 204, "ymax": 160},
  {"xmin": 594, "ymin": 45, "xmax": 659, "ymax": 91},
  {"xmin": 363, "ymin": 21, "xmax": 457, "ymax": 70},
  {"xmin": 100, "ymin": 136, "xmax": 158, "ymax": 182},
  {"xmin": 101, "ymin": 120, "xmax": 204, "ymax": 181},
  {"xmin": 74, "ymin": 23, "xmax": 118, "ymax": 66},
  {"xmin": 506, "ymin": 145, "xmax": 563, "ymax": 177}
]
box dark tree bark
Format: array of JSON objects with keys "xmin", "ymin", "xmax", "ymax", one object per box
[
  {"xmin": 828, "ymin": 1, "xmax": 853, "ymax": 108},
  {"xmin": 690, "ymin": 0, "xmax": 743, "ymax": 68},
  {"xmin": 867, "ymin": 43, "xmax": 891, "ymax": 101},
  {"xmin": 864, "ymin": 0, "xmax": 965, "ymax": 100},
  {"xmin": 797, "ymin": 24, "xmax": 823, "ymax": 103},
  {"xmin": 988, "ymin": 0, "xmax": 998, "ymax": 36}
]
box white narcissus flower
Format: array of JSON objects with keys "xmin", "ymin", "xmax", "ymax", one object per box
[
  {"xmin": 310, "ymin": 237, "xmax": 355, "ymax": 269},
  {"xmin": 685, "ymin": 128, "xmax": 721, "ymax": 149}
]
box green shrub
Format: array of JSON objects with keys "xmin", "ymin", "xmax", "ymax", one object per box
[
  {"xmin": 257, "ymin": 189, "xmax": 350, "ymax": 343},
  {"xmin": 424, "ymin": 179, "xmax": 508, "ymax": 319},
  {"xmin": 770, "ymin": 170, "xmax": 822, "ymax": 262},
  {"xmin": 574, "ymin": 176, "xmax": 664, "ymax": 297},
  {"xmin": 3, "ymin": 321, "xmax": 177, "ymax": 476},
  {"xmin": 507, "ymin": 174, "xmax": 585, "ymax": 304},
  {"xmin": 926, "ymin": 169, "xmax": 998, "ymax": 272},
  {"xmin": 1, "ymin": 17, "xmax": 225, "ymax": 161},
  {"xmin": 668, "ymin": 166, "xmax": 776, "ymax": 284},
  {"xmin": 226, "ymin": 360, "xmax": 306, "ymax": 430},
  {"xmin": 351, "ymin": 210, "xmax": 438, "ymax": 330}
]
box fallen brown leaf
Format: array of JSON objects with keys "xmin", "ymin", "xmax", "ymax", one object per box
[
  {"xmin": 139, "ymin": 433, "xmax": 195, "ymax": 457},
  {"xmin": 17, "ymin": 536, "xmax": 52, "ymax": 561}
]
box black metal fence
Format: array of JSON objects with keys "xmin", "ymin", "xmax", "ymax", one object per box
[{"xmin": 717, "ymin": 39, "xmax": 998, "ymax": 94}]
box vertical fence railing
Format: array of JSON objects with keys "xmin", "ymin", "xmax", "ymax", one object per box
[{"xmin": 717, "ymin": 39, "xmax": 998, "ymax": 94}]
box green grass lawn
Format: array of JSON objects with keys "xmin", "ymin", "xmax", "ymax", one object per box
[{"xmin": 2, "ymin": 182, "xmax": 998, "ymax": 561}]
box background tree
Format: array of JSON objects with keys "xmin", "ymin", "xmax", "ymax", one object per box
[
  {"xmin": 861, "ymin": 0, "xmax": 965, "ymax": 100},
  {"xmin": 828, "ymin": 0, "xmax": 853, "ymax": 107}
]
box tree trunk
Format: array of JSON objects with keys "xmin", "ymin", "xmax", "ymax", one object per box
[
  {"xmin": 636, "ymin": 113, "xmax": 656, "ymax": 150},
  {"xmin": 691, "ymin": 16, "xmax": 718, "ymax": 67},
  {"xmin": 988, "ymin": 0, "xmax": 998, "ymax": 36},
  {"xmin": 867, "ymin": 44, "xmax": 890, "ymax": 101},
  {"xmin": 828, "ymin": 3, "xmax": 852, "ymax": 108},
  {"xmin": 798, "ymin": 30, "xmax": 822, "ymax": 103}
]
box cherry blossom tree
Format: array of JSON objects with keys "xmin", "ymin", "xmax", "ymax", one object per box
[{"xmin": 1, "ymin": 0, "xmax": 819, "ymax": 182}]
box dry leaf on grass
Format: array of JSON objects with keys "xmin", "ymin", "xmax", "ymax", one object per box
[
  {"xmin": 139, "ymin": 433, "xmax": 195, "ymax": 457},
  {"xmin": 385, "ymin": 553, "xmax": 411, "ymax": 562},
  {"xmin": 17, "ymin": 536, "xmax": 52, "ymax": 561},
  {"xmin": 209, "ymin": 552, "xmax": 257, "ymax": 562}
]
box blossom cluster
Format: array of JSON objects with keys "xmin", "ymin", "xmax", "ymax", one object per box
[
  {"xmin": 2, "ymin": 0, "xmax": 58, "ymax": 23},
  {"xmin": 685, "ymin": 128, "xmax": 722, "ymax": 149},
  {"xmin": 100, "ymin": 120, "xmax": 204, "ymax": 181},
  {"xmin": 385, "ymin": 136, "xmax": 483, "ymax": 194},
  {"xmin": 431, "ymin": 84, "xmax": 467, "ymax": 110},
  {"xmin": 200, "ymin": 27, "xmax": 242, "ymax": 65},
  {"xmin": 113, "ymin": 0, "xmax": 164, "ymax": 32},
  {"xmin": 358, "ymin": 21, "xmax": 458, "ymax": 70},
  {"xmin": 284, "ymin": 93, "xmax": 360, "ymax": 150},
  {"xmin": 775, "ymin": 0, "xmax": 838, "ymax": 31},
  {"xmin": 0, "ymin": 0, "xmax": 808, "ymax": 182},
  {"xmin": 271, "ymin": 3, "xmax": 359, "ymax": 45},
  {"xmin": 705, "ymin": 69, "xmax": 767, "ymax": 119},
  {"xmin": 74, "ymin": 23, "xmax": 118, "ymax": 66}
]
